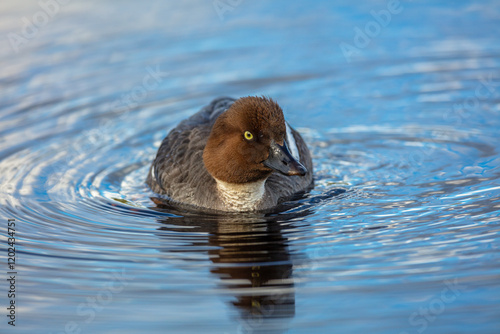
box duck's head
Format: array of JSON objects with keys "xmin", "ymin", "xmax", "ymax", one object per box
[{"xmin": 203, "ymin": 96, "xmax": 307, "ymax": 184}]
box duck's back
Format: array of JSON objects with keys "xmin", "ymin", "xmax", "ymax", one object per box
[
  {"xmin": 146, "ymin": 97, "xmax": 235, "ymax": 210},
  {"xmin": 146, "ymin": 97, "xmax": 313, "ymax": 211}
]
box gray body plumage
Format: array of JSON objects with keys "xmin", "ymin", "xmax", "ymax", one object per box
[{"xmin": 146, "ymin": 97, "xmax": 313, "ymax": 211}]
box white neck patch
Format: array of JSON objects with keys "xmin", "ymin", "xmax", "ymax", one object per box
[{"xmin": 215, "ymin": 178, "xmax": 266, "ymax": 212}]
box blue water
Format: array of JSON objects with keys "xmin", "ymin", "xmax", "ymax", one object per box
[{"xmin": 1, "ymin": 1, "xmax": 500, "ymax": 333}]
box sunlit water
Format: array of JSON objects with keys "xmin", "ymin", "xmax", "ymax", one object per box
[{"xmin": 1, "ymin": 1, "xmax": 500, "ymax": 333}]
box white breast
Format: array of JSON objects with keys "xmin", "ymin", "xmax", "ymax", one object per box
[{"xmin": 215, "ymin": 178, "xmax": 266, "ymax": 212}]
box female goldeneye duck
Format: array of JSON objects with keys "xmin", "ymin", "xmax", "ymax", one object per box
[{"xmin": 146, "ymin": 96, "xmax": 313, "ymax": 212}]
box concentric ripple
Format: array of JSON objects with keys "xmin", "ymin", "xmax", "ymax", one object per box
[{"xmin": 1, "ymin": 1, "xmax": 500, "ymax": 333}]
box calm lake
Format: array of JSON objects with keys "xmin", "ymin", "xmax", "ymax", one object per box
[{"xmin": 0, "ymin": 1, "xmax": 499, "ymax": 333}]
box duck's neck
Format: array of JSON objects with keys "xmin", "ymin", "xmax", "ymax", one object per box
[{"xmin": 215, "ymin": 178, "xmax": 267, "ymax": 212}]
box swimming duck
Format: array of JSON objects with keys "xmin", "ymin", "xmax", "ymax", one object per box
[{"xmin": 146, "ymin": 96, "xmax": 313, "ymax": 212}]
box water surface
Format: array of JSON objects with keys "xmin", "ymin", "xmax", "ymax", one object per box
[{"xmin": 1, "ymin": 1, "xmax": 500, "ymax": 333}]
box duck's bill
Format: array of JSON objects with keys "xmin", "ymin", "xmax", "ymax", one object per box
[{"xmin": 264, "ymin": 141, "xmax": 307, "ymax": 176}]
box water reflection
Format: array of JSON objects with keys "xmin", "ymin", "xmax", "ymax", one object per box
[{"xmin": 153, "ymin": 202, "xmax": 314, "ymax": 333}]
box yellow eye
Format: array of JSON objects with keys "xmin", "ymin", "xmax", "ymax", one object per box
[{"xmin": 244, "ymin": 131, "xmax": 253, "ymax": 140}]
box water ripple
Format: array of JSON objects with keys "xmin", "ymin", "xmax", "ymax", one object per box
[{"xmin": 1, "ymin": 1, "xmax": 500, "ymax": 333}]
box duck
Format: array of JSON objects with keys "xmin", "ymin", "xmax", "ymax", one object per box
[{"xmin": 146, "ymin": 96, "xmax": 313, "ymax": 212}]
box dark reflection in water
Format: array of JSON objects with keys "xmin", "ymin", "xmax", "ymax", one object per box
[
  {"xmin": 152, "ymin": 201, "xmax": 319, "ymax": 333},
  {"xmin": 2, "ymin": 1, "xmax": 500, "ymax": 332}
]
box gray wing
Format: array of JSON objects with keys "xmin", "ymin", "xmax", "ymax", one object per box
[{"xmin": 146, "ymin": 97, "xmax": 235, "ymax": 209}]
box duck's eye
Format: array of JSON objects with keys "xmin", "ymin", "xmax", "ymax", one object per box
[{"xmin": 244, "ymin": 131, "xmax": 254, "ymax": 140}]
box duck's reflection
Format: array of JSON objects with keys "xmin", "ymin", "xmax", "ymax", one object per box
[
  {"xmin": 153, "ymin": 200, "xmax": 312, "ymax": 333},
  {"xmin": 210, "ymin": 215, "xmax": 295, "ymax": 325}
]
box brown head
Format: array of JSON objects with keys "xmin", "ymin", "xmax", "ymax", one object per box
[{"xmin": 203, "ymin": 96, "xmax": 307, "ymax": 184}]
